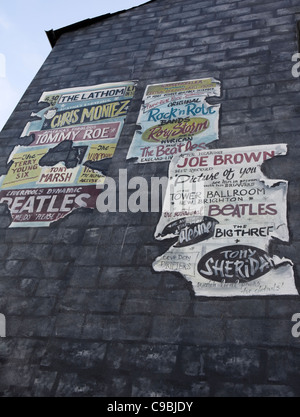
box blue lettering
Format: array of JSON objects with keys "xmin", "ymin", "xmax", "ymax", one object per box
[
  {"xmin": 147, "ymin": 107, "xmax": 179, "ymax": 122},
  {"xmin": 148, "ymin": 108, "xmax": 160, "ymax": 122},
  {"xmin": 148, "ymin": 104, "xmax": 216, "ymax": 122},
  {"xmin": 186, "ymin": 103, "xmax": 216, "ymax": 116}
]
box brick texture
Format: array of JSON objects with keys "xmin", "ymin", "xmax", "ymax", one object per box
[{"xmin": 0, "ymin": 0, "xmax": 299, "ymax": 397}]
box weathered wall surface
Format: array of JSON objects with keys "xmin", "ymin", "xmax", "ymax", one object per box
[{"xmin": 0, "ymin": 0, "xmax": 299, "ymax": 397}]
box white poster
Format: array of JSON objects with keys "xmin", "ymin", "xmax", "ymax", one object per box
[
  {"xmin": 153, "ymin": 144, "xmax": 298, "ymax": 297},
  {"xmin": 127, "ymin": 78, "xmax": 221, "ymax": 163}
]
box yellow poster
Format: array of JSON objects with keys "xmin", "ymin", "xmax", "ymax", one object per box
[
  {"xmin": 78, "ymin": 143, "xmax": 117, "ymax": 184},
  {"xmin": 145, "ymin": 78, "xmax": 218, "ymax": 96},
  {"xmin": 86, "ymin": 143, "xmax": 117, "ymax": 161},
  {"xmin": 2, "ymin": 148, "xmax": 48, "ymax": 188},
  {"xmin": 37, "ymin": 164, "xmax": 80, "ymax": 185},
  {"xmin": 78, "ymin": 166, "xmax": 105, "ymax": 184}
]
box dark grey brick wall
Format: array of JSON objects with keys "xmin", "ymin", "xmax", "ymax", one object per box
[{"xmin": 0, "ymin": 0, "xmax": 299, "ymax": 397}]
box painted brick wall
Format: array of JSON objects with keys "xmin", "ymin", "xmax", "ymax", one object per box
[{"xmin": 0, "ymin": 0, "xmax": 299, "ymax": 397}]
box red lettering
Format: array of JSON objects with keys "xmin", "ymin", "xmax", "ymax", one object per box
[
  {"xmin": 214, "ymin": 155, "xmax": 223, "ymax": 165},
  {"xmin": 208, "ymin": 203, "xmax": 277, "ymax": 218},
  {"xmin": 244, "ymin": 152, "xmax": 262, "ymax": 163},
  {"xmin": 213, "ymin": 151, "xmax": 275, "ymax": 166}
]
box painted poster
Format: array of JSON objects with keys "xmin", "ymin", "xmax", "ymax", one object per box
[
  {"xmin": 0, "ymin": 81, "xmax": 137, "ymax": 227},
  {"xmin": 153, "ymin": 144, "xmax": 298, "ymax": 297},
  {"xmin": 127, "ymin": 78, "xmax": 221, "ymax": 163}
]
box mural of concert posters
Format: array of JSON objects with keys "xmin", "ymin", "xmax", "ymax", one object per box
[
  {"xmin": 127, "ymin": 78, "xmax": 221, "ymax": 163},
  {"xmin": 153, "ymin": 144, "xmax": 298, "ymax": 297},
  {"xmin": 0, "ymin": 81, "xmax": 137, "ymax": 227}
]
